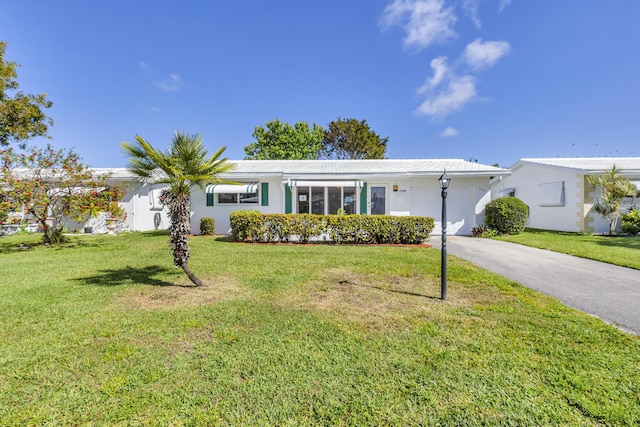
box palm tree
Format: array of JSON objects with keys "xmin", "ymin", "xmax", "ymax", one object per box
[
  {"xmin": 586, "ymin": 165, "xmax": 635, "ymax": 235},
  {"xmin": 121, "ymin": 132, "xmax": 234, "ymax": 286}
]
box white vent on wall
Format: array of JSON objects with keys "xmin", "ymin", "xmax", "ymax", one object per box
[{"xmin": 537, "ymin": 181, "xmax": 565, "ymax": 207}]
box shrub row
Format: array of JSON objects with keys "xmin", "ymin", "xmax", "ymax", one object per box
[{"xmin": 229, "ymin": 211, "xmax": 435, "ymax": 244}]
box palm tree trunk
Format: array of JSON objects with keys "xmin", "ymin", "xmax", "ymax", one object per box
[
  {"xmin": 169, "ymin": 193, "xmax": 203, "ymax": 286},
  {"xmin": 180, "ymin": 263, "xmax": 203, "ymax": 287}
]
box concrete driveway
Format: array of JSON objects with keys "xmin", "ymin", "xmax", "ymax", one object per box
[{"xmin": 429, "ymin": 235, "xmax": 640, "ymax": 335}]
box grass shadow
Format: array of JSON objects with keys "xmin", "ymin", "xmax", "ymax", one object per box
[
  {"xmin": 74, "ymin": 265, "xmax": 179, "ymax": 287},
  {"xmin": 595, "ymin": 235, "xmax": 640, "ymax": 250},
  {"xmin": 139, "ymin": 230, "xmax": 170, "ymax": 237},
  {"xmin": 0, "ymin": 236, "xmax": 103, "ymax": 253},
  {"xmin": 338, "ymin": 280, "xmax": 441, "ymax": 301}
]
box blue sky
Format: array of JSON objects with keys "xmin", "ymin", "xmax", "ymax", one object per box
[{"xmin": 3, "ymin": 0, "xmax": 639, "ymax": 168}]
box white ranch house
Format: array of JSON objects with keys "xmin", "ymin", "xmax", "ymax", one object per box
[
  {"xmin": 110, "ymin": 159, "xmax": 509, "ymax": 236},
  {"xmin": 492, "ymin": 157, "xmax": 640, "ymax": 234},
  {"xmin": 6, "ymin": 157, "xmax": 640, "ymax": 237}
]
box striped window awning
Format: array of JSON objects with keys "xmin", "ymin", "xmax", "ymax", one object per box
[
  {"xmin": 285, "ymin": 180, "xmax": 364, "ymax": 188},
  {"xmin": 206, "ymin": 183, "xmax": 259, "ymax": 194}
]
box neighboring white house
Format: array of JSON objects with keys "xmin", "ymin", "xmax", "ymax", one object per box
[
  {"xmin": 188, "ymin": 159, "xmax": 509, "ymax": 236},
  {"xmin": 492, "ymin": 158, "xmax": 640, "ymax": 234}
]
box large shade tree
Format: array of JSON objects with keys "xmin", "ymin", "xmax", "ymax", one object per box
[
  {"xmin": 244, "ymin": 119, "xmax": 324, "ymax": 160},
  {"xmin": 121, "ymin": 132, "xmax": 234, "ymax": 286},
  {"xmin": 0, "ymin": 41, "xmax": 53, "ymax": 148},
  {"xmin": 320, "ymin": 118, "xmax": 388, "ymax": 160}
]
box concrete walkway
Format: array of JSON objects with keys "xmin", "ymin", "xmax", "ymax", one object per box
[{"xmin": 429, "ymin": 235, "xmax": 640, "ymax": 335}]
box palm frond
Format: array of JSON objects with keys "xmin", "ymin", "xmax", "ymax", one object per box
[{"xmin": 121, "ymin": 131, "xmax": 235, "ymax": 195}]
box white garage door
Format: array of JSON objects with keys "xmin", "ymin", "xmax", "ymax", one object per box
[{"xmin": 410, "ymin": 187, "xmax": 474, "ymax": 235}]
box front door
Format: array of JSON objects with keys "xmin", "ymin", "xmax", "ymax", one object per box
[{"xmin": 370, "ymin": 186, "xmax": 386, "ymax": 215}]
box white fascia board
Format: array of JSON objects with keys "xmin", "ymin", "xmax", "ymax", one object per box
[
  {"xmin": 406, "ymin": 170, "xmax": 510, "ymax": 178},
  {"xmin": 281, "ymin": 172, "xmax": 403, "ymax": 180}
]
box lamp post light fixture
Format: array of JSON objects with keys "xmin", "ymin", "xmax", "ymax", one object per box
[{"xmin": 439, "ymin": 170, "xmax": 451, "ymax": 300}]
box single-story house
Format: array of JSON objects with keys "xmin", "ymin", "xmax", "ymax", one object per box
[
  {"xmin": 3, "ymin": 159, "xmax": 509, "ymax": 236},
  {"xmin": 492, "ymin": 157, "xmax": 640, "ymax": 234},
  {"xmin": 187, "ymin": 159, "xmax": 509, "ymax": 236}
]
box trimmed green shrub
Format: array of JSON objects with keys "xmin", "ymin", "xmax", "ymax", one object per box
[
  {"xmin": 485, "ymin": 197, "xmax": 529, "ymax": 235},
  {"xmin": 199, "ymin": 217, "xmax": 215, "ymax": 235},
  {"xmin": 621, "ymin": 209, "xmax": 640, "ymax": 235},
  {"xmin": 229, "ymin": 212, "xmax": 435, "ymax": 244},
  {"xmin": 229, "ymin": 210, "xmax": 263, "ymax": 242}
]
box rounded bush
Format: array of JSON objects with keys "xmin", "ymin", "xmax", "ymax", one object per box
[
  {"xmin": 485, "ymin": 197, "xmax": 529, "ymax": 235},
  {"xmin": 199, "ymin": 217, "xmax": 215, "ymax": 235}
]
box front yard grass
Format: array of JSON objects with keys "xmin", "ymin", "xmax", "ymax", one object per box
[
  {"xmin": 494, "ymin": 228, "xmax": 640, "ymax": 270},
  {"xmin": 1, "ymin": 232, "xmax": 639, "ymax": 425}
]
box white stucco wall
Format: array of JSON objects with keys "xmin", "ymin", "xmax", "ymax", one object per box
[
  {"xmin": 188, "ymin": 175, "xmax": 493, "ymax": 236},
  {"xmin": 120, "ymin": 183, "xmax": 170, "ymax": 232},
  {"xmin": 190, "ymin": 178, "xmax": 284, "ymax": 235},
  {"xmin": 494, "ymin": 163, "xmax": 583, "ymax": 232},
  {"xmin": 398, "ymin": 176, "xmax": 490, "ymax": 235}
]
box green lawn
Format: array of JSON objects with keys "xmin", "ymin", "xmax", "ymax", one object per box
[
  {"xmin": 494, "ymin": 228, "xmax": 640, "ymax": 270},
  {"xmin": 1, "ymin": 232, "xmax": 639, "ymax": 425}
]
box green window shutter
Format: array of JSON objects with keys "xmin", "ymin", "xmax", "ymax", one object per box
[
  {"xmin": 206, "ymin": 193, "xmax": 214, "ymax": 206},
  {"xmin": 285, "ymin": 185, "xmax": 292, "ymax": 213},
  {"xmin": 261, "ymin": 182, "xmax": 269, "ymax": 206},
  {"xmin": 359, "ymin": 183, "xmax": 367, "ymax": 214}
]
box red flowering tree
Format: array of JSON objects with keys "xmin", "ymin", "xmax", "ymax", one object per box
[{"xmin": 0, "ymin": 144, "xmax": 126, "ymax": 244}]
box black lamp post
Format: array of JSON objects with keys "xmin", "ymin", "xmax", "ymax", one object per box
[{"xmin": 439, "ymin": 170, "xmax": 451, "ymax": 300}]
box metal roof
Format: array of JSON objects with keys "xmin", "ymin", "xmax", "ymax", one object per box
[
  {"xmin": 224, "ymin": 159, "xmax": 508, "ymax": 177},
  {"xmin": 104, "ymin": 159, "xmax": 509, "ymax": 180},
  {"xmin": 515, "ymin": 157, "xmax": 640, "ymax": 174}
]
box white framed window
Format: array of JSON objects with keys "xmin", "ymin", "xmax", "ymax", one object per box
[
  {"xmin": 217, "ymin": 191, "xmax": 259, "ymax": 205},
  {"xmin": 206, "ymin": 183, "xmax": 260, "ymax": 206},
  {"xmin": 296, "ymin": 186, "xmax": 357, "ymax": 214}
]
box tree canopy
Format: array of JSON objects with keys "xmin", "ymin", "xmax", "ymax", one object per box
[
  {"xmin": 320, "ymin": 118, "xmax": 388, "ymax": 160},
  {"xmin": 244, "ymin": 119, "xmax": 325, "ymax": 160},
  {"xmin": 0, "ymin": 41, "xmax": 53, "ymax": 148}
]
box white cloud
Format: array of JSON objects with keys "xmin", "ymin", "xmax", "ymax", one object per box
[
  {"xmin": 463, "ymin": 0, "xmax": 481, "ymax": 28},
  {"xmin": 153, "ymin": 73, "xmax": 183, "ymax": 92},
  {"xmin": 415, "ymin": 75, "xmax": 477, "ymax": 119},
  {"xmin": 417, "ymin": 56, "xmax": 450, "ymax": 94},
  {"xmin": 463, "ymin": 38, "xmax": 511, "ymax": 70},
  {"xmin": 381, "ymin": 0, "xmax": 457, "ymax": 51},
  {"xmin": 441, "ymin": 127, "xmax": 459, "ymax": 137},
  {"xmin": 138, "ymin": 61, "xmax": 150, "ymax": 72},
  {"xmin": 499, "ymin": 0, "xmax": 512, "ymax": 13}
]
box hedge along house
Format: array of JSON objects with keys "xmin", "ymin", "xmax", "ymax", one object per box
[
  {"xmin": 492, "ymin": 158, "xmax": 640, "ymax": 234},
  {"xmin": 189, "ymin": 159, "xmax": 510, "ymax": 236}
]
